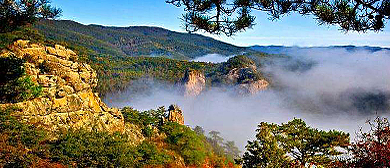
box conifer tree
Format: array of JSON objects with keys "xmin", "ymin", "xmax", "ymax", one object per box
[
  {"xmin": 0, "ymin": 0, "xmax": 61, "ymax": 32},
  {"xmin": 167, "ymin": 0, "xmax": 390, "ymax": 36},
  {"xmin": 242, "ymin": 118, "xmax": 350, "ymax": 167}
]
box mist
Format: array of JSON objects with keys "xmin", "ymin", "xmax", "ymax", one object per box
[
  {"xmin": 192, "ymin": 53, "xmax": 235, "ymax": 63},
  {"xmin": 103, "ymin": 48, "xmax": 390, "ymax": 150}
]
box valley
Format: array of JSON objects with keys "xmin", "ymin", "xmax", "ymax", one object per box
[{"xmin": 1, "ymin": 4, "xmax": 389, "ymax": 165}]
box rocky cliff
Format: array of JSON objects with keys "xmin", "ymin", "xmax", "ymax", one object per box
[
  {"xmin": 237, "ymin": 79, "xmax": 269, "ymax": 95},
  {"xmin": 0, "ymin": 40, "xmax": 125, "ymax": 133},
  {"xmin": 178, "ymin": 56, "xmax": 269, "ymax": 96},
  {"xmin": 179, "ymin": 69, "xmax": 206, "ymax": 97},
  {"xmin": 225, "ymin": 67, "xmax": 269, "ymax": 95}
]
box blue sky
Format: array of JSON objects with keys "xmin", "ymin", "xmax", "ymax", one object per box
[{"xmin": 51, "ymin": 0, "xmax": 390, "ymax": 47}]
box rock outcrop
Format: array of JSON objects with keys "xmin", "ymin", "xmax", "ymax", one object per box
[
  {"xmin": 237, "ymin": 79, "xmax": 269, "ymax": 95},
  {"xmin": 0, "ymin": 40, "xmax": 125, "ymax": 133},
  {"xmin": 179, "ymin": 69, "xmax": 206, "ymax": 97},
  {"xmin": 225, "ymin": 67, "xmax": 269, "ymax": 95},
  {"xmin": 224, "ymin": 65, "xmax": 269, "ymax": 95},
  {"xmin": 166, "ymin": 105, "xmax": 184, "ymax": 125}
]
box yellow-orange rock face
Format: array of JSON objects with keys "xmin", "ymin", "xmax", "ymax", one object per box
[{"xmin": 0, "ymin": 40, "xmax": 125, "ymax": 133}]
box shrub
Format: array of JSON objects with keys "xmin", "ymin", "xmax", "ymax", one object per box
[
  {"xmin": 161, "ymin": 122, "xmax": 209, "ymax": 165},
  {"xmin": 0, "ymin": 75, "xmax": 42, "ymax": 103},
  {"xmin": 0, "ymin": 27, "xmax": 45, "ymax": 49},
  {"xmin": 345, "ymin": 116, "xmax": 390, "ymax": 167},
  {"xmin": 0, "ymin": 107, "xmax": 49, "ymax": 167},
  {"xmin": 122, "ymin": 106, "xmax": 166, "ymax": 137},
  {"xmin": 0, "ymin": 54, "xmax": 25, "ymax": 84},
  {"xmin": 49, "ymin": 129, "xmax": 173, "ymax": 167},
  {"xmin": 0, "ymin": 55, "xmax": 42, "ymax": 103},
  {"xmin": 38, "ymin": 60, "xmax": 52, "ymax": 74},
  {"xmin": 135, "ymin": 141, "xmax": 173, "ymax": 167},
  {"xmin": 49, "ymin": 130, "xmax": 138, "ymax": 167}
]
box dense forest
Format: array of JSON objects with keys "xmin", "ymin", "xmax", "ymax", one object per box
[{"xmin": 34, "ymin": 20, "xmax": 248, "ymax": 60}]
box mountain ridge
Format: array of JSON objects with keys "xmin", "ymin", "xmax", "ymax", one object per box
[{"xmin": 35, "ymin": 19, "xmax": 248, "ymax": 60}]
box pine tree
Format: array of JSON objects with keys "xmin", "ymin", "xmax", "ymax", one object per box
[
  {"xmin": 0, "ymin": 0, "xmax": 61, "ymax": 32},
  {"xmin": 167, "ymin": 0, "xmax": 390, "ymax": 36}
]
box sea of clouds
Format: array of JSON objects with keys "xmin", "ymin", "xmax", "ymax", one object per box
[{"xmin": 104, "ymin": 49, "xmax": 390, "ymax": 150}]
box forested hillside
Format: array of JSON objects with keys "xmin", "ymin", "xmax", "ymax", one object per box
[
  {"xmin": 35, "ymin": 20, "xmax": 248, "ymax": 60},
  {"xmin": 31, "ymin": 20, "xmax": 270, "ymax": 96}
]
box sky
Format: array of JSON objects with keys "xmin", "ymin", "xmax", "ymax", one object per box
[{"xmin": 51, "ymin": 0, "xmax": 390, "ymax": 47}]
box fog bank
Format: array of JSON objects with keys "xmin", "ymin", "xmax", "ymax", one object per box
[
  {"xmin": 104, "ymin": 48, "xmax": 390, "ymax": 149},
  {"xmin": 191, "ymin": 53, "xmax": 234, "ymax": 63}
]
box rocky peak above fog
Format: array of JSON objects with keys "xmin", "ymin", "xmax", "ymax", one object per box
[
  {"xmin": 179, "ymin": 69, "xmax": 206, "ymax": 97},
  {"xmin": 221, "ymin": 56, "xmax": 269, "ymax": 94},
  {"xmin": 179, "ymin": 55, "xmax": 269, "ymax": 96}
]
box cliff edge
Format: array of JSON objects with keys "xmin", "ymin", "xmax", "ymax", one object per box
[
  {"xmin": 179, "ymin": 69, "xmax": 206, "ymax": 97},
  {"xmin": 0, "ymin": 40, "xmax": 124, "ymax": 132}
]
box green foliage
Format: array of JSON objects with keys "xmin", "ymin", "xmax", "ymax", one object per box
[
  {"xmin": 1, "ymin": 104, "xmax": 238, "ymax": 167},
  {"xmin": 135, "ymin": 141, "xmax": 173, "ymax": 166},
  {"xmin": 208, "ymin": 55, "xmax": 264, "ymax": 85},
  {"xmin": 0, "ymin": 107, "xmax": 173, "ymax": 167},
  {"xmin": 225, "ymin": 55, "xmax": 256, "ymax": 71},
  {"xmin": 2, "ymin": 76, "xmax": 43, "ymax": 102},
  {"xmin": 207, "ymin": 131, "xmax": 225, "ymax": 156},
  {"xmin": 49, "ymin": 129, "xmax": 174, "ymax": 167},
  {"xmin": 0, "ymin": 55, "xmax": 42, "ymax": 103},
  {"xmin": 50, "ymin": 130, "xmax": 139, "ymax": 167},
  {"xmin": 0, "ymin": 26, "xmax": 45, "ymax": 49},
  {"xmin": 167, "ymin": 0, "xmax": 389, "ymax": 36},
  {"xmin": 0, "ymin": 54, "xmax": 25, "ymax": 84},
  {"xmin": 0, "ymin": 107, "xmax": 49, "ymax": 167},
  {"xmin": 121, "ymin": 106, "xmax": 166, "ymax": 127},
  {"xmin": 0, "ymin": 0, "xmax": 61, "ymax": 33},
  {"xmin": 0, "ymin": 107, "xmax": 46, "ymax": 149},
  {"xmin": 93, "ymin": 56, "xmax": 218, "ymax": 96},
  {"xmin": 161, "ymin": 122, "xmax": 209, "ymax": 165},
  {"xmin": 194, "ymin": 125, "xmax": 205, "ymax": 135},
  {"xmin": 122, "ymin": 106, "xmax": 166, "ymax": 137},
  {"xmin": 242, "ymin": 118, "xmax": 350, "ymax": 167}
]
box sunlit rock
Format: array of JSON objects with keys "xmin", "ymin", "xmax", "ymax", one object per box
[
  {"xmin": 0, "ymin": 40, "xmax": 125, "ymax": 133},
  {"xmin": 179, "ymin": 69, "xmax": 206, "ymax": 97}
]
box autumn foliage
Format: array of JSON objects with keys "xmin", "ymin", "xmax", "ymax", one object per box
[{"xmin": 346, "ymin": 116, "xmax": 390, "ymax": 167}]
